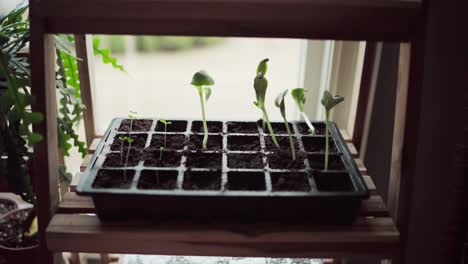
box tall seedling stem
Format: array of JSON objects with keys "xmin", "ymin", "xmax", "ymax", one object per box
[
  {"xmin": 191, "ymin": 71, "xmax": 215, "ymax": 149},
  {"xmin": 159, "ymin": 119, "xmax": 172, "ymax": 148},
  {"xmin": 275, "ymin": 90, "xmax": 296, "ymax": 160},
  {"xmin": 320, "ymin": 91, "xmax": 344, "ymax": 170},
  {"xmin": 123, "ymin": 111, "xmax": 137, "ymax": 179},
  {"xmin": 253, "ymin": 59, "xmax": 279, "ymax": 148}
]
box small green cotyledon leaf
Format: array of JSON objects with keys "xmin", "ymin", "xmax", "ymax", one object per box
[
  {"xmin": 204, "ymin": 87, "xmax": 212, "ymax": 101},
  {"xmin": 321, "ymin": 90, "xmax": 344, "ymax": 111},
  {"xmin": 191, "ymin": 70, "xmax": 214, "ymax": 87},
  {"xmin": 256, "ymin": 58, "xmax": 269, "ymax": 77},
  {"xmin": 275, "ymin": 89, "xmax": 288, "ymax": 118},
  {"xmin": 291, "ymin": 88, "xmax": 306, "ymax": 112}
]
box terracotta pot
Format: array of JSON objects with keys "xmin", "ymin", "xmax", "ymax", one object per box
[{"xmin": 0, "ymin": 207, "xmax": 39, "ymax": 264}]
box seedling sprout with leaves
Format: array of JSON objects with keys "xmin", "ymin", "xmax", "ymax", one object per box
[
  {"xmin": 291, "ymin": 88, "xmax": 315, "ymax": 135},
  {"xmin": 253, "ymin": 59, "xmax": 279, "ymax": 148},
  {"xmin": 128, "ymin": 110, "xmax": 137, "ymax": 132},
  {"xmin": 275, "ymin": 90, "xmax": 296, "ymax": 160},
  {"xmin": 159, "ymin": 119, "xmax": 172, "ymax": 148},
  {"xmin": 321, "ymin": 90, "xmax": 344, "ymax": 170},
  {"xmin": 191, "ymin": 71, "xmax": 214, "ymax": 149}
]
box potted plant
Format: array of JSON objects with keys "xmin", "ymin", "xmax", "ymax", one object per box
[{"xmin": 76, "ymin": 60, "xmax": 369, "ymax": 224}]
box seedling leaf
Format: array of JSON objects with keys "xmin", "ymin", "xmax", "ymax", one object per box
[
  {"xmin": 204, "ymin": 87, "xmax": 212, "ymax": 101},
  {"xmin": 321, "ymin": 90, "xmax": 344, "ymax": 111},
  {"xmin": 256, "ymin": 58, "xmax": 269, "ymax": 77},
  {"xmin": 274, "ymin": 89, "xmax": 288, "ymax": 117},
  {"xmin": 291, "ymin": 88, "xmax": 306, "ymax": 112},
  {"xmin": 191, "ymin": 70, "xmax": 214, "ymax": 87}
]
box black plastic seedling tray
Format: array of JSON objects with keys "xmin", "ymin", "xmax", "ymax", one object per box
[{"xmin": 77, "ymin": 118, "xmax": 369, "ymax": 224}]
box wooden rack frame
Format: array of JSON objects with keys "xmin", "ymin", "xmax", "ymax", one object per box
[{"xmin": 28, "ymin": 0, "xmax": 467, "ymax": 263}]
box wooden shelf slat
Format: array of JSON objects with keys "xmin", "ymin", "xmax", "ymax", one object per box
[
  {"xmin": 43, "ymin": 0, "xmax": 421, "ymax": 41},
  {"xmin": 47, "ymin": 213, "xmax": 398, "ymax": 257}
]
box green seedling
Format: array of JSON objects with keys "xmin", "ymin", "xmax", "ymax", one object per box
[
  {"xmin": 275, "ymin": 90, "xmax": 296, "ymax": 160},
  {"xmin": 191, "ymin": 70, "xmax": 214, "ymax": 149},
  {"xmin": 321, "ymin": 90, "xmax": 344, "ymax": 171},
  {"xmin": 253, "ymin": 58, "xmax": 279, "ymax": 148},
  {"xmin": 122, "ymin": 136, "xmax": 134, "ymax": 179},
  {"xmin": 159, "ymin": 119, "xmax": 172, "ymax": 148},
  {"xmin": 118, "ymin": 135, "xmax": 127, "ymax": 163},
  {"xmin": 291, "ymin": 88, "xmax": 315, "ymax": 135},
  {"xmin": 159, "ymin": 146, "xmax": 164, "ymax": 160},
  {"xmin": 128, "ymin": 110, "xmax": 137, "ymax": 132}
]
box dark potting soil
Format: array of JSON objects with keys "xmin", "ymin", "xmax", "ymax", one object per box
[
  {"xmin": 228, "ymin": 153, "xmax": 263, "ymax": 169},
  {"xmin": 226, "ymin": 171, "xmax": 266, "ymax": 191},
  {"xmin": 137, "ymin": 170, "xmax": 178, "ymax": 190},
  {"xmin": 155, "ymin": 120, "xmax": 188, "ymax": 132},
  {"xmin": 191, "ymin": 121, "xmax": 223, "ymax": 133},
  {"xmin": 227, "ymin": 135, "xmax": 261, "ymax": 151},
  {"xmin": 92, "ymin": 169, "xmax": 135, "ymax": 189},
  {"xmin": 103, "ymin": 150, "xmax": 142, "ymax": 167},
  {"xmin": 144, "ymin": 149, "xmax": 182, "ymax": 168},
  {"xmin": 0, "ymin": 199, "xmax": 17, "ymax": 215},
  {"xmin": 302, "ymin": 136, "xmax": 338, "ymax": 153},
  {"xmin": 226, "ymin": 121, "xmax": 259, "ymax": 134},
  {"xmin": 260, "ymin": 121, "xmax": 293, "ymax": 134},
  {"xmin": 110, "ymin": 134, "xmax": 147, "ymax": 151},
  {"xmin": 313, "ymin": 171, "xmax": 353, "ymax": 192},
  {"xmin": 118, "ymin": 119, "xmax": 153, "ymax": 132},
  {"xmin": 185, "ymin": 152, "xmax": 222, "ymax": 169},
  {"xmin": 308, "ymin": 153, "xmax": 345, "ymax": 170},
  {"xmin": 150, "ymin": 134, "xmax": 186, "ymax": 150},
  {"xmin": 264, "ymin": 135, "xmax": 299, "ymax": 151},
  {"xmin": 188, "ymin": 135, "xmax": 223, "ymax": 151},
  {"xmin": 0, "ymin": 209, "xmax": 38, "ymax": 249},
  {"xmin": 297, "ymin": 122, "xmax": 327, "ymax": 135},
  {"xmin": 267, "ymin": 150, "xmax": 306, "ymax": 169},
  {"xmin": 270, "ymin": 172, "xmax": 311, "ymax": 192},
  {"xmin": 183, "ymin": 170, "xmax": 221, "ymax": 190}
]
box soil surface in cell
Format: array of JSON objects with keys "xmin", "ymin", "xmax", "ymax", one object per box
[
  {"xmin": 137, "ymin": 170, "xmax": 178, "ymax": 190},
  {"xmin": 226, "ymin": 122, "xmax": 259, "ymax": 134},
  {"xmin": 118, "ymin": 119, "xmax": 152, "ymax": 132},
  {"xmin": 92, "ymin": 170, "xmax": 135, "ymax": 189},
  {"xmin": 260, "ymin": 121, "xmax": 292, "ymax": 134},
  {"xmin": 297, "ymin": 122, "xmax": 327, "ymax": 135},
  {"xmin": 314, "ymin": 172, "xmax": 353, "ymax": 192},
  {"xmin": 185, "ymin": 152, "xmax": 222, "ymax": 169},
  {"xmin": 0, "ymin": 209, "xmax": 38, "ymax": 248},
  {"xmin": 302, "ymin": 136, "xmax": 338, "ymax": 153},
  {"xmin": 0, "ymin": 199, "xmax": 17, "ymax": 215},
  {"xmin": 271, "ymin": 172, "xmax": 311, "ymax": 192},
  {"xmin": 227, "ymin": 135, "xmax": 261, "ymax": 151},
  {"xmin": 103, "ymin": 150, "xmax": 142, "ymax": 167},
  {"xmin": 150, "ymin": 134, "xmax": 186, "ymax": 150},
  {"xmin": 226, "ymin": 171, "xmax": 266, "ymax": 191},
  {"xmin": 265, "ymin": 136, "xmax": 299, "ymax": 151},
  {"xmin": 228, "ymin": 153, "xmax": 263, "ymax": 169},
  {"xmin": 191, "ymin": 121, "xmax": 223, "ymax": 133},
  {"xmin": 308, "ymin": 154, "xmax": 345, "ymax": 170},
  {"xmin": 111, "ymin": 134, "xmax": 147, "ymax": 151},
  {"xmin": 267, "ymin": 150, "xmax": 306, "ymax": 169},
  {"xmin": 155, "ymin": 120, "xmax": 188, "ymax": 132},
  {"xmin": 183, "ymin": 170, "xmax": 221, "ymax": 190},
  {"xmin": 144, "ymin": 149, "xmax": 182, "ymax": 167},
  {"xmin": 188, "ymin": 135, "xmax": 223, "ymax": 151}
]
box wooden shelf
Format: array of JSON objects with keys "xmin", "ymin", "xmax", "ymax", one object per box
[
  {"xmin": 42, "ymin": 0, "xmax": 421, "ymax": 41},
  {"xmin": 49, "ymin": 138, "xmax": 397, "ymax": 258}
]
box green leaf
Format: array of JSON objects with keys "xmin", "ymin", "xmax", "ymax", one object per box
[
  {"xmin": 191, "ymin": 70, "xmax": 214, "ymax": 87},
  {"xmin": 23, "ymin": 112, "xmax": 44, "ymax": 124},
  {"xmin": 274, "ymin": 90, "xmax": 288, "ymax": 118},
  {"xmin": 93, "ymin": 37, "xmax": 125, "ymax": 71},
  {"xmin": 253, "ymin": 76, "xmax": 268, "ymax": 107},
  {"xmin": 204, "ymin": 87, "xmax": 212, "ymax": 101},
  {"xmin": 28, "ymin": 133, "xmax": 43, "ymax": 145},
  {"xmin": 291, "ymin": 88, "xmax": 306, "ymax": 112},
  {"xmin": 256, "ymin": 58, "xmax": 269, "ymax": 77},
  {"xmin": 321, "ymin": 90, "xmax": 344, "ymax": 111}
]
